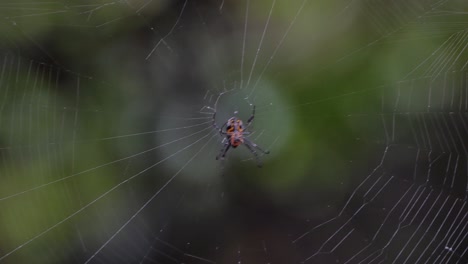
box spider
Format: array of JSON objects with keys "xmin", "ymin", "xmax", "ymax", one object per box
[{"xmin": 212, "ymin": 105, "xmax": 270, "ymax": 167}]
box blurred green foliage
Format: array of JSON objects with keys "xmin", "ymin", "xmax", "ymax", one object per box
[{"xmin": 0, "ymin": 0, "xmax": 464, "ymax": 263}]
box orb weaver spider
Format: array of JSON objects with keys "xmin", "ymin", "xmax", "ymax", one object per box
[{"xmin": 212, "ymin": 105, "xmax": 270, "ymax": 167}]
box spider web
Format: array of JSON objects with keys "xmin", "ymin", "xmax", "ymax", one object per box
[{"xmin": 0, "ymin": 0, "xmax": 468, "ymax": 263}]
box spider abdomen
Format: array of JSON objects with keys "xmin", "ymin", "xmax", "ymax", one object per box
[{"xmin": 228, "ymin": 133, "xmax": 244, "ymax": 147}]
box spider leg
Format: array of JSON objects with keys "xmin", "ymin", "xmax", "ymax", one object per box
[
  {"xmin": 244, "ymin": 142, "xmax": 262, "ymax": 168},
  {"xmin": 212, "ymin": 112, "xmax": 221, "ymax": 130},
  {"xmin": 216, "ymin": 142, "xmax": 231, "ymax": 160},
  {"xmin": 219, "ymin": 123, "xmax": 227, "ymax": 136},
  {"xmin": 212, "ymin": 112, "xmax": 217, "ymax": 125},
  {"xmin": 212, "ymin": 112, "xmax": 227, "ymax": 135},
  {"xmin": 244, "ymin": 138, "xmax": 270, "ymax": 154},
  {"xmin": 246, "ymin": 105, "xmax": 255, "ymax": 126}
]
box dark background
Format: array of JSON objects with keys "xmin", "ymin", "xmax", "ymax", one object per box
[{"xmin": 1, "ymin": 0, "xmax": 468, "ymax": 263}]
